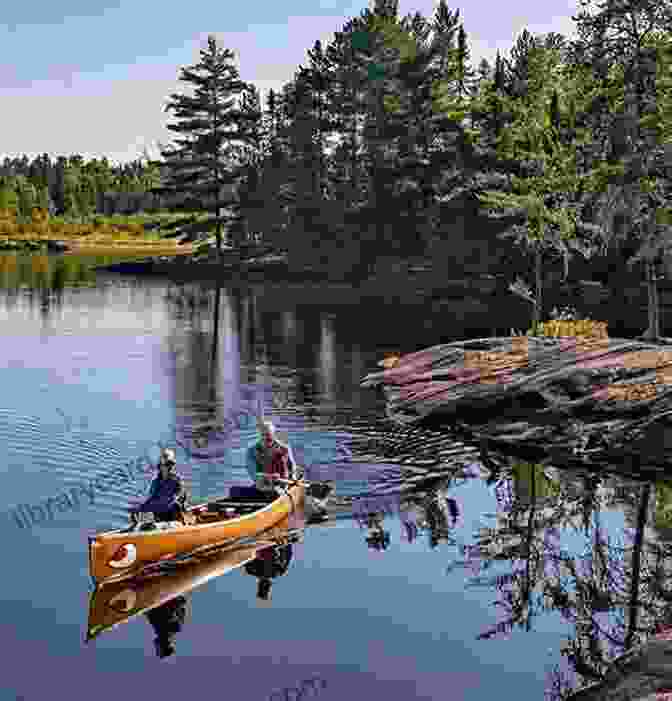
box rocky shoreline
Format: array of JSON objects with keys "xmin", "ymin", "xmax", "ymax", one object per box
[{"xmin": 361, "ymin": 334, "xmax": 672, "ymax": 475}]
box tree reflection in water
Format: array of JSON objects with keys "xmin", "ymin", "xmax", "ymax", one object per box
[
  {"xmin": 443, "ymin": 447, "xmax": 672, "ymax": 700},
  {"xmin": 351, "ymin": 475, "xmax": 462, "ymax": 552}
]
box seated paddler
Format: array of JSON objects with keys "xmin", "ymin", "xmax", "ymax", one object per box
[
  {"xmin": 129, "ymin": 448, "xmax": 188, "ymax": 524},
  {"xmin": 230, "ymin": 418, "xmax": 297, "ymax": 501}
]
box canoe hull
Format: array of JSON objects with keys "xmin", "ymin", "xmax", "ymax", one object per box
[
  {"xmin": 88, "ymin": 483, "xmax": 304, "ymax": 586},
  {"xmin": 87, "ymin": 518, "xmax": 293, "ymax": 641}
]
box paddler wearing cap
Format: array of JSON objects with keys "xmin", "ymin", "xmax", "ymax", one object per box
[{"xmin": 129, "ymin": 448, "xmax": 188, "ymax": 524}]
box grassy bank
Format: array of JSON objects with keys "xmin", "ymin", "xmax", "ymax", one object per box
[{"xmin": 0, "ymin": 211, "xmax": 204, "ymax": 254}]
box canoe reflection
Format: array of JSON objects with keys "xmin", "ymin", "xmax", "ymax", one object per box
[{"xmin": 85, "ymin": 517, "xmax": 296, "ymax": 650}]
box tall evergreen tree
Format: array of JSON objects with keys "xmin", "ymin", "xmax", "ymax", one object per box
[
  {"xmin": 51, "ymin": 157, "xmax": 66, "ymax": 215},
  {"xmin": 36, "ymin": 185, "xmax": 52, "ymax": 214},
  {"xmin": 160, "ymin": 35, "xmax": 257, "ymax": 260},
  {"xmin": 470, "ymin": 36, "xmax": 616, "ymax": 325},
  {"xmin": 568, "ymin": 0, "xmax": 672, "ymax": 339},
  {"xmin": 0, "ymin": 178, "xmax": 19, "ymax": 215},
  {"xmin": 229, "ymin": 85, "xmax": 263, "ymax": 247},
  {"xmin": 15, "ymin": 177, "xmax": 37, "ymax": 221},
  {"xmin": 62, "ymin": 166, "xmax": 80, "ymax": 220}
]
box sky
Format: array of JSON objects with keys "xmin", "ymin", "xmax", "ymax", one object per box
[{"xmin": 1, "ymin": 0, "xmax": 583, "ymax": 166}]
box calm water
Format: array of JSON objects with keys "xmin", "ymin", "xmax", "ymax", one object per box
[{"xmin": 0, "ymin": 252, "xmax": 668, "ymax": 701}]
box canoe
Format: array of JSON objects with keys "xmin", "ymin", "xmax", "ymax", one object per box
[
  {"xmin": 88, "ymin": 481, "xmax": 305, "ymax": 586},
  {"xmin": 86, "ymin": 509, "xmax": 342, "ymax": 642},
  {"xmin": 86, "ymin": 518, "xmax": 294, "ymax": 642}
]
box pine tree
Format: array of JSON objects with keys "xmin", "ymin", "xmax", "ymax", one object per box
[
  {"xmin": 160, "ymin": 35, "xmax": 257, "ymax": 260},
  {"xmin": 0, "ymin": 178, "xmax": 18, "ymax": 214},
  {"xmin": 53, "ymin": 157, "xmax": 67, "ymax": 216},
  {"xmin": 14, "ymin": 176, "xmax": 37, "ymax": 221},
  {"xmin": 229, "ymin": 85, "xmax": 263, "ymax": 249},
  {"xmin": 455, "ymin": 25, "xmax": 476, "ymax": 100},
  {"xmin": 473, "ymin": 38, "xmax": 613, "ymax": 326},
  {"xmin": 62, "ymin": 167, "xmax": 80, "ymax": 221},
  {"xmin": 568, "ymin": 0, "xmax": 672, "ymax": 339},
  {"xmin": 36, "ymin": 185, "xmax": 51, "ymax": 212}
]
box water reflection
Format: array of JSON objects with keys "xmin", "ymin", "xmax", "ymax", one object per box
[
  {"xmin": 159, "ymin": 282, "xmax": 381, "ymax": 489},
  {"xmin": 325, "ymin": 414, "xmax": 672, "ymax": 698},
  {"xmin": 146, "ymin": 594, "xmax": 188, "ymax": 658},
  {"xmin": 318, "ymin": 315, "xmax": 338, "ymax": 403},
  {"xmin": 0, "ymin": 252, "xmax": 175, "ymax": 339},
  {"xmin": 243, "ymin": 536, "xmax": 295, "ymax": 605},
  {"xmin": 351, "ymin": 476, "xmax": 462, "ymax": 551},
  {"xmin": 86, "ymin": 519, "xmax": 299, "ymax": 654},
  {"xmin": 363, "ymin": 512, "xmax": 391, "ymax": 550},
  {"xmin": 0, "ymin": 252, "xmax": 105, "ymax": 293},
  {"xmin": 429, "ymin": 449, "xmax": 672, "ymax": 700},
  {"xmin": 11, "ymin": 254, "xmax": 667, "ymax": 697}
]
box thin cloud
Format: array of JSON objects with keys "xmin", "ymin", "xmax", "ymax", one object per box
[{"xmin": 0, "ymin": 2, "xmax": 581, "ymax": 163}]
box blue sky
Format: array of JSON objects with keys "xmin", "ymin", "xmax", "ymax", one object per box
[{"xmin": 1, "ymin": 0, "xmax": 581, "ymax": 165}]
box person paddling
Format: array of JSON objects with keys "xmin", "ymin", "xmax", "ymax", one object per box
[
  {"xmin": 231, "ymin": 410, "xmax": 297, "ymax": 501},
  {"xmin": 130, "ymin": 448, "xmax": 188, "ymax": 524},
  {"xmin": 251, "ymin": 418, "xmax": 297, "ymax": 490},
  {"xmin": 233, "ymin": 402, "xmax": 333, "ymax": 520}
]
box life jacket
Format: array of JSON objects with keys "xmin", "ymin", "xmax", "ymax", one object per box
[{"xmin": 256, "ymin": 440, "xmax": 290, "ymax": 480}]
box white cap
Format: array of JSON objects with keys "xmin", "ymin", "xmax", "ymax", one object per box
[{"xmin": 258, "ymin": 419, "xmax": 275, "ymax": 434}]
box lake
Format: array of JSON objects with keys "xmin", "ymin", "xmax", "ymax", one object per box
[{"xmin": 0, "ymin": 251, "xmax": 667, "ymax": 701}]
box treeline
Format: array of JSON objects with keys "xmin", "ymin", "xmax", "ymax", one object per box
[
  {"xmin": 3, "ymin": 0, "xmax": 669, "ymax": 313},
  {"xmin": 158, "ymin": 0, "xmax": 670, "ymax": 298},
  {"xmin": 0, "ymin": 153, "xmax": 165, "ymax": 220}
]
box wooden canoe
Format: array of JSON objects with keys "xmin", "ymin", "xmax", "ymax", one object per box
[
  {"xmin": 86, "ymin": 518, "xmax": 294, "ymax": 642},
  {"xmin": 88, "ymin": 481, "xmax": 305, "ymax": 586}
]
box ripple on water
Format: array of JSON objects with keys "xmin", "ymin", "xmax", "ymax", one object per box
[
  {"xmin": 3, "ymin": 399, "xmax": 405, "ymax": 531},
  {"xmin": 1, "ymin": 409, "xmax": 164, "ymax": 524}
]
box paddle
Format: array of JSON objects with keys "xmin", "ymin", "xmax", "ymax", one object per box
[
  {"xmin": 271, "ymin": 478, "xmax": 335, "ymax": 524},
  {"xmin": 273, "ymin": 477, "xmax": 335, "ymax": 497}
]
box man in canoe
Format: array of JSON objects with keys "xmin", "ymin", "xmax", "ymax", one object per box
[
  {"xmin": 129, "ymin": 448, "xmax": 188, "ymax": 524},
  {"xmin": 231, "ymin": 418, "xmax": 297, "ymax": 500},
  {"xmin": 234, "ymin": 411, "xmax": 333, "ymax": 521}
]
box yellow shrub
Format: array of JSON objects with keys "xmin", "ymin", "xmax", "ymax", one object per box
[
  {"xmin": 31, "ymin": 255, "xmax": 50, "ymax": 274},
  {"xmin": 31, "ymin": 208, "xmax": 49, "ymax": 224},
  {"xmin": 0, "ymin": 255, "xmax": 17, "ymax": 271},
  {"xmin": 539, "ymin": 319, "xmax": 608, "ymax": 339}
]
